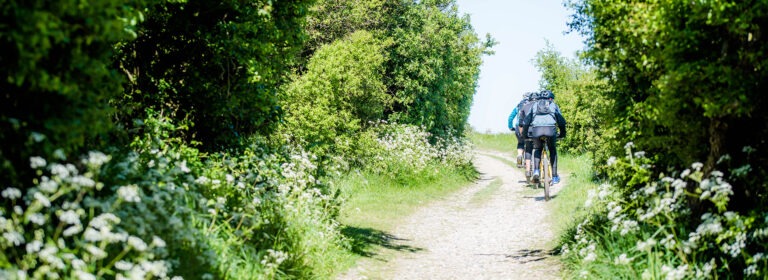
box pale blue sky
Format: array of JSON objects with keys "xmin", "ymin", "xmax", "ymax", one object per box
[{"xmin": 455, "ymin": 0, "xmax": 585, "ymax": 133}]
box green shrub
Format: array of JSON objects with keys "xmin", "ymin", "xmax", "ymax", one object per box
[{"xmin": 279, "ymin": 30, "xmax": 391, "ymax": 160}]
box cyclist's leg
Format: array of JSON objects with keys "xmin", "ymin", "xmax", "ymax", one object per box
[
  {"xmin": 514, "ymin": 128, "xmax": 524, "ymax": 165},
  {"xmin": 547, "ymin": 136, "xmax": 558, "ymax": 177},
  {"xmin": 532, "ymin": 137, "xmax": 543, "ymax": 175},
  {"xmin": 524, "ymin": 139, "xmax": 533, "ymax": 174}
]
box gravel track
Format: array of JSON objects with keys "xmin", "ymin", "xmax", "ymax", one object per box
[{"xmin": 338, "ymin": 150, "xmax": 563, "ymax": 280}]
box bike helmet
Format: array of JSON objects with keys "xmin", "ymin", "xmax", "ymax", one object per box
[
  {"xmin": 526, "ymin": 91, "xmax": 537, "ymax": 101},
  {"xmin": 539, "ymin": 90, "xmax": 555, "ymax": 100}
]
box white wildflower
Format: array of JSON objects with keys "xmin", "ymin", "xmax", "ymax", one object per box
[
  {"xmin": 680, "ymin": 169, "xmax": 691, "ymax": 178},
  {"xmin": 117, "ymin": 185, "xmax": 141, "ymax": 203},
  {"xmin": 39, "ymin": 245, "xmax": 64, "ymax": 269},
  {"xmin": 754, "ymin": 253, "xmax": 764, "ymax": 261},
  {"xmin": 634, "ymin": 151, "xmax": 646, "ymax": 158},
  {"xmin": 83, "ymin": 228, "xmax": 102, "ymax": 242},
  {"xmin": 58, "ymin": 210, "xmax": 81, "ymax": 225},
  {"xmin": 614, "ymin": 253, "xmax": 632, "ymax": 265},
  {"xmin": 50, "ymin": 163, "xmax": 71, "ymax": 178},
  {"xmin": 75, "ymin": 270, "xmax": 96, "ymax": 280},
  {"xmin": 151, "ymin": 236, "xmax": 166, "ymax": 248},
  {"xmin": 71, "ymin": 258, "xmax": 86, "ymax": 269},
  {"xmin": 89, "ymin": 213, "xmax": 120, "ymax": 230},
  {"xmin": 38, "ymin": 177, "xmax": 59, "ymax": 193},
  {"xmin": 128, "ymin": 236, "xmax": 148, "ymax": 252},
  {"xmin": 63, "ymin": 224, "xmax": 83, "ymax": 237},
  {"xmin": 26, "ymin": 240, "xmax": 43, "ymax": 254},
  {"xmin": 84, "ymin": 151, "xmax": 110, "ymax": 167},
  {"xmin": 70, "ymin": 175, "xmax": 96, "ymax": 188},
  {"xmin": 662, "ymin": 264, "xmax": 688, "ymax": 280},
  {"xmin": 179, "ymin": 161, "xmax": 191, "ymax": 173},
  {"xmin": 606, "ymin": 156, "xmax": 617, "ymax": 166},
  {"xmin": 625, "ymin": 142, "xmax": 635, "ymax": 149},
  {"xmin": 692, "ymin": 162, "xmax": 704, "ymax": 171},
  {"xmin": 115, "ymin": 261, "xmax": 134, "ymax": 271},
  {"xmin": 226, "ymin": 174, "xmax": 234, "ymax": 183},
  {"xmin": 744, "ymin": 265, "xmax": 757, "ymax": 276},
  {"xmin": 85, "ymin": 245, "xmax": 107, "ymax": 260},
  {"xmin": 636, "ymin": 238, "xmax": 656, "ymax": 251},
  {"xmin": 140, "ymin": 260, "xmax": 168, "ymax": 277},
  {"xmin": 660, "ymin": 234, "xmax": 677, "ymax": 249},
  {"xmin": 195, "ymin": 176, "xmax": 210, "ymax": 185},
  {"xmin": 1, "ymin": 187, "xmax": 22, "ymax": 200},
  {"xmin": 34, "ymin": 192, "xmax": 51, "ymax": 207},
  {"xmin": 30, "ymin": 156, "xmax": 47, "ymax": 169},
  {"xmin": 583, "ymin": 252, "xmax": 597, "ymax": 262}
]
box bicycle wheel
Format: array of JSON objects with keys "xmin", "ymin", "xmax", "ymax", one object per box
[{"xmin": 542, "ymin": 151, "xmax": 551, "ymax": 201}]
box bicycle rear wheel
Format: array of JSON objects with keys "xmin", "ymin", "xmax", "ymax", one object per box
[{"xmin": 542, "ymin": 152, "xmax": 551, "ymax": 201}]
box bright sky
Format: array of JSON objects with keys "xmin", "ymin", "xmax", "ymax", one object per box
[{"xmin": 455, "ymin": 0, "xmax": 585, "ymax": 133}]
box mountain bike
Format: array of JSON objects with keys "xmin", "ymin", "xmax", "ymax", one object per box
[{"xmin": 527, "ymin": 136, "xmax": 553, "ymax": 201}]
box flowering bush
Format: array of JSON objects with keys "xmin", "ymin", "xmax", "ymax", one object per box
[
  {"xmin": 354, "ymin": 122, "xmax": 474, "ymax": 181},
  {"xmin": 562, "ymin": 144, "xmax": 768, "ymax": 279},
  {"xmin": 0, "ymin": 152, "xmax": 178, "ymax": 279},
  {"xmin": 1, "ymin": 113, "xmax": 348, "ymax": 279}
]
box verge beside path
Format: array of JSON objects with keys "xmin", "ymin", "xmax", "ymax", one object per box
[{"xmin": 338, "ymin": 150, "xmax": 563, "ymax": 280}]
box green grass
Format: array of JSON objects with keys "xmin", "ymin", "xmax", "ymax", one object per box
[
  {"xmin": 468, "ymin": 131, "xmax": 517, "ymax": 153},
  {"xmin": 469, "ymin": 178, "xmax": 503, "ymax": 205},
  {"xmin": 548, "ymin": 152, "xmax": 599, "ymax": 238},
  {"xmin": 336, "ymin": 165, "xmax": 474, "ymax": 231}
]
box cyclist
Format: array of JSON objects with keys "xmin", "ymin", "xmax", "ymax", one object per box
[
  {"xmin": 518, "ymin": 92, "xmax": 538, "ymax": 178},
  {"xmin": 508, "ymin": 92, "xmax": 533, "ymax": 167},
  {"xmin": 522, "ymin": 90, "xmax": 566, "ymax": 184}
]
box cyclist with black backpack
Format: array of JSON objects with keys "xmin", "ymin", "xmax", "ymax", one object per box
[
  {"xmin": 508, "ymin": 92, "xmax": 533, "ymax": 167},
  {"xmin": 522, "ymin": 90, "xmax": 566, "ymax": 184}
]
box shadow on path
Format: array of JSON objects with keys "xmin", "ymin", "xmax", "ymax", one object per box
[
  {"xmin": 341, "ymin": 226, "xmax": 423, "ymax": 258},
  {"xmin": 475, "ymin": 249, "xmax": 557, "ymax": 264},
  {"xmin": 523, "ymin": 194, "xmax": 559, "ymax": 201}
]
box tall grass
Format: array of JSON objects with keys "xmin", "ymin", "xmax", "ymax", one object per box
[
  {"xmin": 549, "ymin": 153, "xmax": 599, "ymax": 235},
  {"xmin": 468, "ymin": 131, "xmax": 517, "ymax": 153}
]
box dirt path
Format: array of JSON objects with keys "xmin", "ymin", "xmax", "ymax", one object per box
[{"xmin": 338, "ymin": 149, "xmax": 564, "ymax": 280}]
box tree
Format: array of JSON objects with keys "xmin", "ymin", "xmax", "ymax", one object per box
[
  {"xmin": 0, "ymin": 0, "xmax": 141, "ymax": 187},
  {"xmin": 533, "ymin": 42, "xmax": 611, "ymax": 155},
  {"xmin": 569, "ymin": 0, "xmax": 768, "ymax": 208},
  {"xmin": 385, "ymin": 0, "xmax": 494, "ymax": 139},
  {"xmin": 115, "ymin": 0, "xmax": 313, "ymax": 150}
]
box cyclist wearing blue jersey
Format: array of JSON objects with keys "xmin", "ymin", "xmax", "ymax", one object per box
[{"xmin": 508, "ymin": 92, "xmax": 534, "ymax": 167}]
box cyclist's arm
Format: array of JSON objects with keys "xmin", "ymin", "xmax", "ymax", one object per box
[
  {"xmin": 508, "ymin": 107, "xmax": 519, "ymax": 130},
  {"xmin": 555, "ymin": 109, "xmax": 567, "ymax": 138}
]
